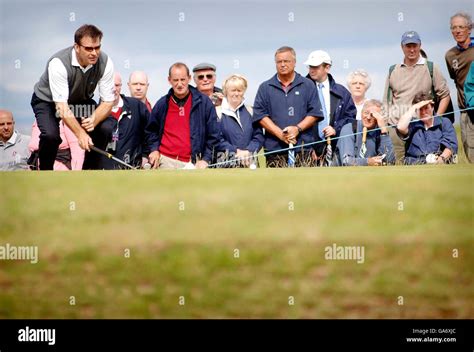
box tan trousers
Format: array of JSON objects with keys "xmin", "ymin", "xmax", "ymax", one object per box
[
  {"xmin": 460, "ymin": 112, "xmax": 474, "ymax": 163},
  {"xmin": 159, "ymin": 154, "xmax": 190, "ymax": 169},
  {"xmin": 388, "ymin": 126, "xmax": 405, "ymax": 164}
]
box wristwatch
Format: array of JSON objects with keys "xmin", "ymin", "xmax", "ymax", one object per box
[{"xmin": 297, "ymin": 126, "xmax": 303, "ymax": 134}]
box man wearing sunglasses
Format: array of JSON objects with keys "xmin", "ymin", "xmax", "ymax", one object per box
[
  {"xmin": 192, "ymin": 63, "xmax": 224, "ymax": 107},
  {"xmin": 31, "ymin": 24, "xmax": 115, "ymax": 170}
]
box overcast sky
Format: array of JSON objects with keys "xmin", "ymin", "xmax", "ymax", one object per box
[{"xmin": 0, "ymin": 0, "xmax": 473, "ymax": 133}]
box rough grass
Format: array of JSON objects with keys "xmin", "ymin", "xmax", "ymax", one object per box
[{"xmin": 0, "ymin": 165, "xmax": 473, "ymax": 318}]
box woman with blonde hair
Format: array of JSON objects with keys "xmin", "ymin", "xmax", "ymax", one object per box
[{"xmin": 215, "ymin": 74, "xmax": 263, "ymax": 167}]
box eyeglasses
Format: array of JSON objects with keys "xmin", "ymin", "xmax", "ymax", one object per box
[
  {"xmin": 197, "ymin": 74, "xmax": 214, "ymax": 80},
  {"xmin": 450, "ymin": 25, "xmax": 469, "ymax": 31},
  {"xmin": 79, "ymin": 44, "xmax": 101, "ymax": 52}
]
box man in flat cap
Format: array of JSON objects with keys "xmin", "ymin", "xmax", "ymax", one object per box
[{"xmin": 193, "ymin": 62, "xmax": 224, "ymax": 106}]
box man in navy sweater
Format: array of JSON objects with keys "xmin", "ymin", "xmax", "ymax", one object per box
[
  {"xmin": 98, "ymin": 72, "xmax": 150, "ymax": 169},
  {"xmin": 253, "ymin": 46, "xmax": 323, "ymax": 167}
]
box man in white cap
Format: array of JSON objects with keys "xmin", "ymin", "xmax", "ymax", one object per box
[
  {"xmin": 383, "ymin": 30, "xmax": 451, "ymax": 162},
  {"xmin": 304, "ymin": 50, "xmax": 356, "ymax": 165}
]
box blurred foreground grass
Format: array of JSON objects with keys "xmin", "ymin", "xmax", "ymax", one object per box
[{"xmin": 0, "ymin": 165, "xmax": 472, "ymax": 318}]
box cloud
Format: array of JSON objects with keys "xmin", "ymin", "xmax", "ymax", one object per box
[{"xmin": 1, "ymin": 0, "xmax": 470, "ymax": 129}]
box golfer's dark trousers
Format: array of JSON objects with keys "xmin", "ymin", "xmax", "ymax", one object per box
[
  {"xmin": 82, "ymin": 119, "xmax": 115, "ymax": 170},
  {"xmin": 31, "ymin": 93, "xmax": 111, "ymax": 170}
]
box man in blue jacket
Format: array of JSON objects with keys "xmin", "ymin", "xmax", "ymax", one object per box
[
  {"xmin": 98, "ymin": 72, "xmax": 150, "ymax": 169},
  {"xmin": 253, "ymin": 46, "xmax": 323, "ymax": 167},
  {"xmin": 304, "ymin": 50, "xmax": 356, "ymax": 165},
  {"xmin": 397, "ymin": 92, "xmax": 458, "ymax": 164},
  {"xmin": 146, "ymin": 62, "xmax": 221, "ymax": 169}
]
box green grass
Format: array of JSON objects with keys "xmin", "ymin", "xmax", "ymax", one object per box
[{"xmin": 0, "ymin": 165, "xmax": 473, "ymax": 318}]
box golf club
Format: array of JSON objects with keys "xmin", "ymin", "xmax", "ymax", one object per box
[
  {"xmin": 90, "ymin": 145, "xmax": 137, "ymax": 169},
  {"xmin": 360, "ymin": 126, "xmax": 368, "ymax": 158},
  {"xmin": 288, "ymin": 142, "xmax": 295, "ymax": 167},
  {"xmin": 325, "ymin": 137, "xmax": 333, "ymax": 167}
]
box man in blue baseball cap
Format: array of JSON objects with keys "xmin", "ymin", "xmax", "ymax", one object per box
[
  {"xmin": 401, "ymin": 30, "xmax": 421, "ymax": 45},
  {"xmin": 383, "ymin": 30, "xmax": 451, "ymax": 162}
]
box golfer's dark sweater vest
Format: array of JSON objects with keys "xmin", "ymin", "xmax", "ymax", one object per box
[{"xmin": 33, "ymin": 46, "xmax": 108, "ymax": 104}]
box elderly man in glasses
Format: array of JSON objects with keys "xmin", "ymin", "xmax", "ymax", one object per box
[
  {"xmin": 192, "ymin": 63, "xmax": 224, "ymax": 107},
  {"xmin": 31, "ymin": 24, "xmax": 115, "ymax": 170},
  {"xmin": 336, "ymin": 100, "xmax": 395, "ymax": 166},
  {"xmin": 445, "ymin": 12, "xmax": 474, "ymax": 163}
]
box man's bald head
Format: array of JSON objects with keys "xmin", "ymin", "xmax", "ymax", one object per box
[
  {"xmin": 0, "ymin": 109, "xmax": 15, "ymax": 143},
  {"xmin": 0, "ymin": 109, "xmax": 13, "ymax": 119},
  {"xmin": 129, "ymin": 71, "xmax": 148, "ymax": 84},
  {"xmin": 128, "ymin": 71, "xmax": 149, "ymax": 103},
  {"xmin": 113, "ymin": 72, "xmax": 122, "ymax": 102}
]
